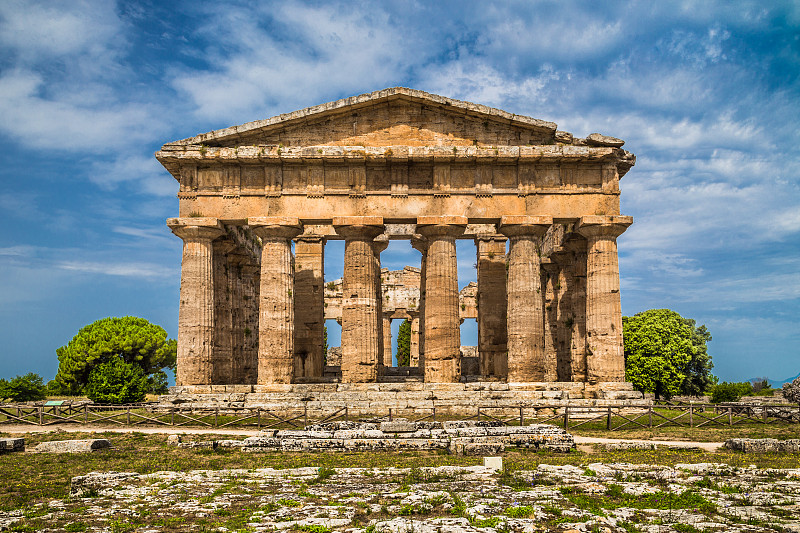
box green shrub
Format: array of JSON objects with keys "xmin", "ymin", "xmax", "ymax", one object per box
[
  {"xmin": 0, "ymin": 373, "xmax": 47, "ymax": 402},
  {"xmin": 85, "ymin": 357, "xmax": 148, "ymax": 404},
  {"xmin": 711, "ymin": 381, "xmax": 754, "ymax": 403}
]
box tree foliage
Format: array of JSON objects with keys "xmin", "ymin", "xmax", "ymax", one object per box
[
  {"xmin": 711, "ymin": 381, "xmax": 753, "ymax": 403},
  {"xmin": 783, "ymin": 376, "xmax": 800, "ymax": 406},
  {"xmin": 85, "ymin": 357, "xmax": 148, "ymax": 404},
  {"xmin": 0, "ymin": 373, "xmax": 47, "ymax": 402},
  {"xmin": 54, "ymin": 317, "xmax": 176, "ymax": 395},
  {"xmin": 623, "ymin": 309, "xmax": 714, "ymax": 400},
  {"xmin": 396, "ymin": 319, "xmax": 411, "ymax": 367}
]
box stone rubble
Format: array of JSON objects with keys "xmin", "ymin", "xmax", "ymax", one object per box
[
  {"xmin": 0, "ymin": 437, "xmax": 24, "ymax": 453},
  {"xmin": 2, "ymin": 461, "xmax": 795, "ymax": 532},
  {"xmin": 33, "ymin": 439, "xmax": 111, "ymax": 453},
  {"xmin": 171, "ymin": 420, "xmax": 576, "ymax": 455},
  {"xmin": 724, "ymin": 438, "xmax": 800, "ymax": 453}
]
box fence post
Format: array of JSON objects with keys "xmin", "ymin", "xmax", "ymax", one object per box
[
  {"xmin": 648, "ymin": 406, "xmax": 653, "ymax": 428},
  {"xmin": 39, "ymin": 406, "xmax": 43, "ymax": 426},
  {"xmin": 257, "ymin": 409, "xmax": 261, "ymax": 429},
  {"xmin": 607, "ymin": 407, "xmax": 612, "ymax": 430},
  {"xmin": 520, "ymin": 406, "xmax": 524, "ymax": 427},
  {"xmin": 763, "ymin": 406, "xmax": 768, "ymax": 423},
  {"xmin": 389, "ymin": 408, "xmax": 392, "ymax": 422},
  {"xmin": 215, "ymin": 407, "xmax": 219, "ymax": 427},
  {"xmin": 171, "ymin": 409, "xmax": 174, "ymax": 426},
  {"xmin": 564, "ymin": 406, "xmax": 569, "ymax": 430},
  {"xmin": 432, "ymin": 407, "xmax": 436, "ymax": 423},
  {"xmin": 304, "ymin": 404, "xmax": 308, "ymax": 427},
  {"xmin": 689, "ymin": 405, "xmax": 693, "ymax": 428},
  {"xmin": 85, "ymin": 405, "xmax": 88, "ymax": 424},
  {"xmin": 345, "ymin": 406, "xmax": 348, "ymax": 422},
  {"xmin": 728, "ymin": 407, "xmax": 732, "ymax": 426},
  {"xmin": 477, "ymin": 407, "xmax": 481, "ymax": 421}
]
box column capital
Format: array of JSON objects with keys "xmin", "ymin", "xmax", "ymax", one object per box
[
  {"xmin": 498, "ymin": 215, "xmax": 553, "ymax": 238},
  {"xmin": 167, "ymin": 217, "xmax": 225, "ymax": 241},
  {"xmin": 576, "ymin": 215, "xmax": 632, "ymax": 239},
  {"xmin": 248, "ymin": 217, "xmax": 303, "ymax": 240},
  {"xmin": 333, "ymin": 216, "xmax": 385, "ymax": 240},
  {"xmin": 410, "ymin": 233, "xmax": 428, "ymax": 252},
  {"xmin": 373, "ymin": 234, "xmax": 389, "ymax": 253},
  {"xmin": 416, "ymin": 215, "xmax": 467, "ymax": 239}
]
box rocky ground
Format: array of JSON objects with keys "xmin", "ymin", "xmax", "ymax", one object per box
[{"xmin": 1, "ymin": 459, "xmax": 799, "ymax": 532}]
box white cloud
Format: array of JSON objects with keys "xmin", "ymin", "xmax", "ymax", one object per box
[{"xmin": 56, "ymin": 260, "xmax": 173, "ymax": 279}]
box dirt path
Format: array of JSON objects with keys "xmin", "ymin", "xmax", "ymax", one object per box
[{"xmin": 0, "ymin": 424, "xmax": 725, "ymax": 451}]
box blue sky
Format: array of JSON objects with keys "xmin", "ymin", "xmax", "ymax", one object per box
[{"xmin": 1, "ymin": 1, "xmax": 798, "ymax": 383}]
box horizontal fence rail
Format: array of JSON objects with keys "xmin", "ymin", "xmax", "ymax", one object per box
[{"xmin": 0, "ymin": 402, "xmax": 798, "ymax": 430}]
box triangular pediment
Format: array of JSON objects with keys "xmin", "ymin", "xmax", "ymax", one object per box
[{"xmin": 163, "ymin": 87, "xmax": 559, "ymax": 149}]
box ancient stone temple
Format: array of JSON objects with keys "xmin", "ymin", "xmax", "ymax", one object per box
[{"xmin": 158, "ymin": 88, "xmax": 641, "ymax": 410}]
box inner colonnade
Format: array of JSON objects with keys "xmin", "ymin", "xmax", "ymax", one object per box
[
  {"xmin": 159, "ymin": 87, "xmax": 638, "ymax": 392},
  {"xmin": 168, "ymin": 214, "xmax": 631, "ymax": 386}
]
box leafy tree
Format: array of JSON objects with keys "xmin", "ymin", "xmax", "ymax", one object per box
[
  {"xmin": 54, "ymin": 317, "xmax": 176, "ymax": 395},
  {"xmin": 782, "ymin": 376, "xmax": 800, "ymax": 406},
  {"xmin": 679, "ymin": 319, "xmax": 714, "ymax": 396},
  {"xmin": 0, "ymin": 373, "xmax": 47, "ymax": 402},
  {"xmin": 396, "ymin": 319, "xmax": 411, "ymax": 367},
  {"xmin": 85, "ymin": 357, "xmax": 149, "ymax": 404},
  {"xmin": 623, "ymin": 309, "xmax": 714, "ymax": 400},
  {"xmin": 711, "ymin": 381, "xmax": 754, "ymax": 403},
  {"xmin": 146, "ymin": 370, "xmax": 170, "ymax": 395}
]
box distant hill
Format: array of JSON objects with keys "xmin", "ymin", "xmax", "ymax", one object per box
[
  {"xmin": 770, "ymin": 373, "xmax": 800, "ymax": 388},
  {"xmin": 743, "ymin": 373, "xmax": 799, "ymax": 388}
]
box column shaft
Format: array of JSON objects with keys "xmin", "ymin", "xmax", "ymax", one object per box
[
  {"xmin": 476, "ymin": 237, "xmax": 508, "ymax": 378},
  {"xmin": 334, "ymin": 218, "xmax": 384, "ymax": 383},
  {"xmin": 577, "ymin": 215, "xmax": 632, "ymax": 383},
  {"xmin": 250, "ymin": 218, "xmax": 303, "ymax": 384},
  {"xmin": 499, "ymin": 216, "xmax": 552, "ymax": 382},
  {"xmin": 417, "ymin": 217, "xmax": 466, "ymax": 382},
  {"xmin": 168, "ymin": 219, "xmax": 224, "ymax": 386},
  {"xmin": 294, "ymin": 237, "xmax": 325, "ymax": 379}
]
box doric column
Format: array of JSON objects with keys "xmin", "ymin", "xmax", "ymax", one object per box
[
  {"xmin": 293, "ymin": 236, "xmax": 325, "ymax": 380},
  {"xmin": 499, "ymin": 215, "xmax": 553, "ymax": 382},
  {"xmin": 249, "ymin": 217, "xmax": 303, "ymax": 384},
  {"xmin": 475, "ymin": 235, "xmax": 508, "ymax": 379},
  {"xmin": 374, "ymin": 237, "xmax": 389, "ymax": 373},
  {"xmin": 410, "ymin": 234, "xmax": 428, "ymax": 369},
  {"xmin": 565, "ymin": 237, "xmax": 589, "ymax": 382},
  {"xmin": 212, "ymin": 239, "xmax": 236, "ymax": 384},
  {"xmin": 226, "ymin": 251, "xmax": 249, "ymax": 384},
  {"xmin": 409, "ymin": 313, "xmax": 420, "ymax": 367},
  {"xmin": 541, "ymin": 259, "xmax": 560, "ymax": 382},
  {"xmin": 416, "ymin": 216, "xmax": 467, "ymax": 382},
  {"xmin": 334, "ymin": 217, "xmax": 385, "ymax": 383},
  {"xmin": 167, "ymin": 217, "xmax": 225, "ymax": 386},
  {"xmin": 576, "ymin": 215, "xmax": 632, "ymax": 383},
  {"xmin": 240, "ymin": 263, "xmax": 260, "ymax": 384}
]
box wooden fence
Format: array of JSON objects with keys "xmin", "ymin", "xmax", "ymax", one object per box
[{"xmin": 1, "ymin": 402, "xmax": 797, "ymax": 430}]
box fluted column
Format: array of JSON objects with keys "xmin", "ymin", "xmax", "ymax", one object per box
[
  {"xmin": 168, "ymin": 218, "xmax": 225, "ymax": 386},
  {"xmin": 499, "ymin": 215, "xmax": 553, "ymax": 382},
  {"xmin": 249, "ymin": 217, "xmax": 303, "ymax": 384},
  {"xmin": 475, "ymin": 235, "xmax": 508, "ymax": 379},
  {"xmin": 240, "ymin": 263, "xmax": 260, "ymax": 384},
  {"xmin": 374, "ymin": 237, "xmax": 389, "ymax": 373},
  {"xmin": 416, "ymin": 216, "xmax": 466, "ymax": 383},
  {"xmin": 577, "ymin": 215, "xmax": 632, "ymax": 383},
  {"xmin": 410, "ymin": 234, "xmax": 428, "ymax": 370},
  {"xmin": 541, "ymin": 259, "xmax": 560, "ymax": 382},
  {"xmin": 409, "ymin": 313, "xmax": 420, "ymax": 367},
  {"xmin": 293, "ymin": 236, "xmax": 325, "ymax": 380},
  {"xmin": 334, "ymin": 217, "xmax": 385, "ymax": 383},
  {"xmin": 226, "ymin": 251, "xmax": 248, "ymax": 384}
]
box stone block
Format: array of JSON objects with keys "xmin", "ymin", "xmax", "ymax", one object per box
[
  {"xmin": 380, "ymin": 420, "xmax": 418, "ymax": 433},
  {"xmin": 34, "ymin": 439, "xmax": 111, "ymax": 453},
  {"xmin": 483, "ymin": 456, "xmax": 503, "ymax": 471},
  {"xmin": 0, "ymin": 438, "xmax": 24, "ymax": 452},
  {"xmin": 451, "ymin": 440, "xmax": 505, "ymax": 456},
  {"xmin": 166, "ymin": 435, "xmax": 182, "ymax": 445}
]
